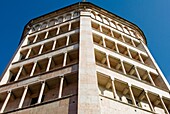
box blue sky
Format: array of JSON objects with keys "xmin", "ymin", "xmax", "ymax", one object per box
[{"xmin": 0, "ymin": 0, "xmax": 170, "ymax": 84}]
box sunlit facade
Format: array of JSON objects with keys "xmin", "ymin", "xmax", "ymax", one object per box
[{"xmin": 0, "ymin": 2, "xmax": 170, "ymax": 114}]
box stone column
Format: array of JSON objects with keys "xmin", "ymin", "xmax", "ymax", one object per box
[
  {"xmin": 66, "ymin": 36, "xmax": 70, "ymax": 46},
  {"xmin": 111, "ymin": 79, "xmax": 119, "ymax": 100},
  {"xmin": 121, "ymin": 35, "xmax": 125, "ymax": 42},
  {"xmin": 56, "ymin": 27, "xmax": 60, "ymax": 35},
  {"xmin": 33, "ymin": 35, "xmax": 38, "ymax": 43},
  {"xmin": 131, "ymin": 40, "xmax": 136, "ymax": 47},
  {"xmin": 25, "ymin": 48, "xmax": 32, "ymax": 59},
  {"xmin": 121, "ymin": 61, "xmax": 126, "ymax": 74},
  {"xmin": 38, "ymin": 44, "xmax": 44, "ymax": 55},
  {"xmin": 102, "ymin": 37, "xmax": 106, "ymax": 47},
  {"xmin": 128, "ymin": 84, "xmax": 137, "ymax": 106},
  {"xmin": 147, "ymin": 72, "xmax": 155, "ymax": 86},
  {"xmin": 30, "ymin": 62, "xmax": 37, "ymax": 76},
  {"xmin": 115, "ymin": 43, "xmax": 119, "ymax": 53},
  {"xmin": 46, "ymin": 57, "xmax": 52, "ymax": 72},
  {"xmin": 0, "ymin": 91, "xmax": 11, "ymax": 113},
  {"xmin": 14, "ymin": 66, "xmax": 23, "ymax": 81},
  {"xmin": 144, "ymin": 91, "xmax": 154, "ymax": 112},
  {"xmin": 38, "ymin": 81, "xmax": 46, "ymax": 103},
  {"xmin": 159, "ymin": 95, "xmax": 169, "ymax": 114},
  {"xmin": 106, "ymin": 54, "xmax": 110, "ymax": 68},
  {"xmin": 44, "ymin": 31, "xmax": 49, "ymax": 39},
  {"xmin": 68, "ymin": 22, "xmax": 72, "ymax": 31},
  {"xmin": 138, "ymin": 54, "xmax": 144, "ymax": 63},
  {"xmin": 58, "ymin": 75, "xmax": 64, "ymax": 98},
  {"xmin": 63, "ymin": 52, "xmax": 67, "ymax": 67},
  {"xmin": 99, "ymin": 24, "xmax": 102, "ymax": 33},
  {"xmin": 18, "ymin": 86, "xmax": 28, "ymax": 108},
  {"xmin": 127, "ymin": 48, "xmax": 132, "ymax": 58},
  {"xmin": 52, "ymin": 40, "xmax": 57, "ymax": 50},
  {"xmin": 134, "ymin": 66, "xmax": 141, "ymax": 80}
]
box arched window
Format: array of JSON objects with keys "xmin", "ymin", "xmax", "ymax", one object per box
[
  {"xmin": 124, "ymin": 27, "xmax": 130, "ymax": 34},
  {"xmin": 91, "ymin": 11, "xmax": 96, "ymax": 19},
  {"xmin": 110, "ymin": 21, "xmax": 116, "ymax": 28},
  {"xmin": 103, "ymin": 18, "xmax": 110, "ymax": 25},
  {"xmin": 33, "ymin": 24, "xmax": 40, "ymax": 32},
  {"xmin": 40, "ymin": 22, "xmax": 47, "ymax": 29},
  {"xmin": 130, "ymin": 30, "xmax": 136, "ymax": 37},
  {"xmin": 48, "ymin": 19, "xmax": 57, "ymax": 27},
  {"xmin": 135, "ymin": 32, "xmax": 141, "ymax": 38},
  {"xmin": 58, "ymin": 16, "xmax": 63, "ymax": 23},
  {"xmin": 117, "ymin": 24, "xmax": 123, "ymax": 31},
  {"xmin": 96, "ymin": 15, "xmax": 102, "ymax": 22},
  {"xmin": 65, "ymin": 14, "xmax": 71, "ymax": 21},
  {"xmin": 73, "ymin": 11, "xmax": 79, "ymax": 17}
]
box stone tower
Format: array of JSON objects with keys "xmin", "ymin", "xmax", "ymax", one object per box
[{"xmin": 0, "ymin": 2, "xmax": 170, "ymax": 114}]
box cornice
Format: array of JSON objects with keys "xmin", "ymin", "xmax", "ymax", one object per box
[{"xmin": 20, "ymin": 2, "xmax": 147, "ymax": 45}]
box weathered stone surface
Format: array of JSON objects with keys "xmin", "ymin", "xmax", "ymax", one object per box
[{"xmin": 8, "ymin": 96, "xmax": 77, "ymax": 114}]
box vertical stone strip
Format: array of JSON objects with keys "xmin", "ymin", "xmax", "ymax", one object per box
[{"xmin": 78, "ymin": 10, "xmax": 101, "ymax": 114}]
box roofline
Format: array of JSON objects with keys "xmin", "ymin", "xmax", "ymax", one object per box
[
  {"xmin": 85, "ymin": 2, "xmax": 147, "ymax": 44},
  {"xmin": 20, "ymin": 2, "xmax": 147, "ymax": 44}
]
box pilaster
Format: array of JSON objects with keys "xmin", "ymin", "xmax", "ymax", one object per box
[{"xmin": 78, "ymin": 10, "xmax": 101, "ymax": 114}]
